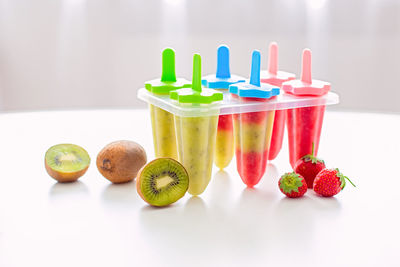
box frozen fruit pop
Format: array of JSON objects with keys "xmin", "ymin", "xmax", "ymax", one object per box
[
  {"xmin": 144, "ymin": 48, "xmax": 191, "ymax": 160},
  {"xmin": 282, "ymin": 49, "xmax": 331, "ymax": 168},
  {"xmin": 260, "ymin": 42, "xmax": 296, "ymax": 161},
  {"xmin": 202, "ymin": 45, "xmax": 245, "ymax": 170},
  {"xmin": 229, "ymin": 50, "xmax": 279, "ymax": 187},
  {"xmin": 170, "ymin": 54, "xmax": 223, "ymax": 196}
]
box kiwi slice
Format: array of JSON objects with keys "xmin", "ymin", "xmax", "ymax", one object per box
[
  {"xmin": 45, "ymin": 144, "xmax": 90, "ymax": 182},
  {"xmin": 136, "ymin": 158, "xmax": 189, "ymax": 207}
]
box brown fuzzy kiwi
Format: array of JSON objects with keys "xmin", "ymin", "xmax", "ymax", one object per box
[{"xmin": 96, "ymin": 140, "xmax": 147, "ymax": 183}]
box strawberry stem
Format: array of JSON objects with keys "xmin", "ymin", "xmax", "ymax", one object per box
[
  {"xmin": 335, "ymin": 168, "xmax": 356, "ymax": 189},
  {"xmin": 312, "ymin": 142, "xmax": 315, "ymax": 157},
  {"xmin": 345, "ymin": 176, "xmax": 356, "ymax": 187}
]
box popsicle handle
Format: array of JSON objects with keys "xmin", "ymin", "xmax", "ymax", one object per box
[
  {"xmin": 192, "ymin": 54, "xmax": 202, "ymax": 92},
  {"xmin": 301, "ymin": 49, "xmax": 312, "ymax": 84},
  {"xmin": 161, "ymin": 48, "xmax": 177, "ymax": 82},
  {"xmin": 250, "ymin": 50, "xmax": 261, "ymax": 87},
  {"xmin": 268, "ymin": 42, "xmax": 278, "ymax": 75},
  {"xmin": 216, "ymin": 45, "xmax": 231, "ymax": 79}
]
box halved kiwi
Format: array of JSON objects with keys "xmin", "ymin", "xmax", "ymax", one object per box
[
  {"xmin": 136, "ymin": 158, "xmax": 189, "ymax": 207},
  {"xmin": 45, "ymin": 144, "xmax": 90, "ymax": 182}
]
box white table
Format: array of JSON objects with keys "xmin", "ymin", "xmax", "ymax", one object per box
[{"xmin": 0, "ymin": 109, "xmax": 399, "ymax": 267}]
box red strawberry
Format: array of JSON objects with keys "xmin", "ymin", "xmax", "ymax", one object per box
[
  {"xmin": 278, "ymin": 172, "xmax": 308, "ymax": 198},
  {"xmin": 294, "ymin": 143, "xmax": 325, "ymax": 189},
  {"xmin": 313, "ymin": 168, "xmax": 356, "ymax": 197}
]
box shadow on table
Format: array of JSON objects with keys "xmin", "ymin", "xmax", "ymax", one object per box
[
  {"xmin": 136, "ymin": 165, "xmax": 343, "ymax": 264},
  {"xmin": 208, "ymin": 169, "xmax": 233, "ymax": 205},
  {"xmin": 48, "ymin": 181, "xmax": 89, "ymax": 197},
  {"xmin": 265, "ymin": 163, "xmax": 279, "ymax": 180},
  {"xmin": 271, "ymin": 191, "xmax": 342, "ymax": 251},
  {"xmin": 138, "ymin": 196, "xmax": 213, "ymax": 265},
  {"xmin": 101, "ymin": 180, "xmax": 137, "ymax": 205}
]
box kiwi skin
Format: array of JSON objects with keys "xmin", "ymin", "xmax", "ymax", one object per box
[
  {"xmin": 45, "ymin": 161, "xmax": 89, "ymax": 183},
  {"xmin": 97, "ymin": 140, "xmax": 147, "ymax": 184},
  {"xmin": 136, "ymin": 158, "xmax": 189, "ymax": 207}
]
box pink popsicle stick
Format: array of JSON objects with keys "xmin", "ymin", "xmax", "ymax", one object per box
[
  {"xmin": 301, "ymin": 49, "xmax": 312, "ymax": 84},
  {"xmin": 268, "ymin": 42, "xmax": 278, "ymax": 75}
]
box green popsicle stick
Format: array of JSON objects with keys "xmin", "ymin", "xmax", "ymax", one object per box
[
  {"xmin": 169, "ymin": 54, "xmax": 223, "ymax": 104},
  {"xmin": 192, "ymin": 54, "xmax": 202, "ymax": 92},
  {"xmin": 161, "ymin": 48, "xmax": 177, "ymax": 82},
  {"xmin": 144, "ymin": 48, "xmax": 191, "ymax": 94}
]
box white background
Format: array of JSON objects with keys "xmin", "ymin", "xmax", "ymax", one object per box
[{"xmin": 0, "ymin": 0, "xmax": 399, "ymax": 112}]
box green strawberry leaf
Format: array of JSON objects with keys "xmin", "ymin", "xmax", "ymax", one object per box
[
  {"xmin": 280, "ymin": 172, "xmax": 304, "ymax": 194},
  {"xmin": 301, "ymin": 154, "xmax": 325, "ymax": 164},
  {"xmin": 301, "ymin": 142, "xmax": 325, "ymax": 164}
]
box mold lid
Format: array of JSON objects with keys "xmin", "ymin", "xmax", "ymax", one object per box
[
  {"xmin": 145, "ymin": 48, "xmax": 191, "ymax": 94},
  {"xmin": 229, "ymin": 50, "xmax": 280, "ymax": 99},
  {"xmin": 260, "ymin": 42, "xmax": 296, "ymax": 87},
  {"xmin": 170, "ymin": 54, "xmax": 223, "ymax": 104},
  {"xmin": 202, "ymin": 45, "xmax": 245, "ymax": 89},
  {"xmin": 282, "ymin": 49, "xmax": 331, "ymax": 96}
]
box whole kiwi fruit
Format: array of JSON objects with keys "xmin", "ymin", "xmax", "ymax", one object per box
[{"xmin": 96, "ymin": 140, "xmax": 147, "ymax": 183}]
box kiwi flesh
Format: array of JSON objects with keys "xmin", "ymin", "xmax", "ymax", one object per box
[
  {"xmin": 136, "ymin": 158, "xmax": 189, "ymax": 207},
  {"xmin": 45, "ymin": 144, "xmax": 90, "ymax": 182}
]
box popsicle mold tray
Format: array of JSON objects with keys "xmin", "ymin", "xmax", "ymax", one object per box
[{"xmin": 137, "ymin": 88, "xmax": 339, "ymax": 117}]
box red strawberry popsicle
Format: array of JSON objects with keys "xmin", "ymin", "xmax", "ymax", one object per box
[
  {"xmin": 229, "ymin": 50, "xmax": 280, "ymax": 187},
  {"xmin": 260, "ymin": 42, "xmax": 296, "ymax": 161},
  {"xmin": 282, "ymin": 49, "xmax": 331, "ymax": 168}
]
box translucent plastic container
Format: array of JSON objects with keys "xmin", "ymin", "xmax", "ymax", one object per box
[
  {"xmin": 138, "ymin": 88, "xmax": 338, "ymax": 118},
  {"xmin": 260, "ymin": 42, "xmax": 296, "ymax": 161},
  {"xmin": 144, "ymin": 48, "xmax": 191, "ymax": 160},
  {"xmin": 138, "ymin": 48, "xmax": 339, "ymax": 191},
  {"xmin": 175, "ymin": 115, "xmax": 218, "ymax": 195},
  {"xmin": 232, "ymin": 96, "xmax": 275, "ymax": 187},
  {"xmin": 281, "ymin": 49, "xmax": 331, "ymax": 168},
  {"xmin": 169, "ymin": 54, "xmax": 223, "ymax": 195},
  {"xmin": 229, "ymin": 51, "xmax": 279, "ymax": 187},
  {"xmin": 202, "ymin": 45, "xmax": 245, "ymax": 170}
]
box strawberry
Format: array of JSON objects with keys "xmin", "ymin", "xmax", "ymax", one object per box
[
  {"xmin": 294, "ymin": 143, "xmax": 325, "ymax": 189},
  {"xmin": 313, "ymin": 168, "xmax": 356, "ymax": 197},
  {"xmin": 278, "ymin": 172, "xmax": 307, "ymax": 198}
]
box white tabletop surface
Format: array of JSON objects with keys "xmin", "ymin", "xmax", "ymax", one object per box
[{"xmin": 0, "ymin": 109, "xmax": 399, "ymax": 267}]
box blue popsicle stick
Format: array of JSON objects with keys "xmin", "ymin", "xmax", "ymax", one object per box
[
  {"xmin": 249, "ymin": 50, "xmax": 261, "ymax": 87},
  {"xmin": 216, "ymin": 45, "xmax": 231, "ymax": 79}
]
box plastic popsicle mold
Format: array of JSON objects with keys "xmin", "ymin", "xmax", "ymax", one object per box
[
  {"xmin": 260, "ymin": 42, "xmax": 296, "ymax": 161},
  {"xmin": 171, "ymin": 54, "xmax": 222, "ymax": 195},
  {"xmin": 282, "ymin": 49, "xmax": 331, "ymax": 168},
  {"xmin": 202, "ymin": 45, "xmax": 245, "ymax": 170},
  {"xmin": 145, "ymin": 48, "xmax": 191, "ymax": 160},
  {"xmin": 229, "ymin": 50, "xmax": 278, "ymax": 187}
]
